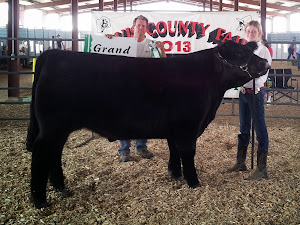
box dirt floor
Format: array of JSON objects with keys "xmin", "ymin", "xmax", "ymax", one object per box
[
  {"xmin": 0, "ymin": 118, "xmax": 299, "ymax": 224},
  {"xmin": 0, "ymin": 61, "xmax": 299, "ymax": 224}
]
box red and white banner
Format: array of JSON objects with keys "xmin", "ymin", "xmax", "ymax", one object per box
[{"xmin": 91, "ymin": 11, "xmax": 259, "ymax": 54}]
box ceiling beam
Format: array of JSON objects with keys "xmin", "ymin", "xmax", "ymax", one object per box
[
  {"xmin": 181, "ymin": 0, "xmax": 285, "ymax": 16},
  {"xmin": 23, "ymin": 0, "xmax": 92, "ymax": 10},
  {"xmin": 233, "ymin": 0, "xmax": 300, "ymax": 13},
  {"xmin": 42, "ymin": 0, "xmax": 284, "ymax": 17},
  {"xmin": 206, "ymin": 0, "xmax": 299, "ymax": 15},
  {"xmin": 44, "ymin": 1, "xmax": 117, "ymax": 14},
  {"xmin": 16, "ymin": 0, "xmax": 300, "ymax": 13},
  {"xmin": 44, "ymin": 0, "xmax": 162, "ymax": 14},
  {"xmin": 1, "ymin": 0, "xmax": 297, "ymax": 17},
  {"xmin": 213, "ymin": 2, "xmax": 282, "ymax": 17}
]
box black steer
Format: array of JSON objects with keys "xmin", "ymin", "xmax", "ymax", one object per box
[{"xmin": 26, "ymin": 41, "xmax": 269, "ymax": 208}]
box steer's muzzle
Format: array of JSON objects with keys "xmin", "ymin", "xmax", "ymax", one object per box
[{"xmin": 252, "ymin": 58, "xmax": 270, "ymax": 78}]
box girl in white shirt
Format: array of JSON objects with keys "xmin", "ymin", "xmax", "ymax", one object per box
[{"xmin": 227, "ymin": 21, "xmax": 272, "ymax": 180}]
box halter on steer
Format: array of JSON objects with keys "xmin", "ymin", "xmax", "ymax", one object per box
[{"xmin": 217, "ymin": 52, "xmax": 254, "ymax": 78}]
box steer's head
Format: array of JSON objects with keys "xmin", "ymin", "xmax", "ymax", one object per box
[{"xmin": 217, "ymin": 41, "xmax": 270, "ymax": 88}]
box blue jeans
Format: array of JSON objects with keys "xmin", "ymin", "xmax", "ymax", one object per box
[
  {"xmin": 118, "ymin": 139, "xmax": 147, "ymax": 154},
  {"xmin": 287, "ymin": 48, "xmax": 295, "ymax": 59},
  {"xmin": 238, "ymin": 91, "xmax": 268, "ymax": 153},
  {"xmin": 297, "ymin": 53, "xmax": 300, "ymax": 69}
]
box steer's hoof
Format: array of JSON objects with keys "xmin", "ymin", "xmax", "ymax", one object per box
[
  {"xmin": 187, "ymin": 180, "xmax": 201, "ymax": 189},
  {"xmin": 171, "ymin": 175, "xmax": 184, "ymax": 181},
  {"xmin": 59, "ymin": 189, "xmax": 73, "ymax": 197},
  {"xmin": 35, "ymin": 201, "xmax": 50, "ymax": 209},
  {"xmin": 168, "ymin": 170, "xmax": 183, "ymax": 181},
  {"xmin": 30, "ymin": 193, "xmax": 50, "ymax": 209},
  {"xmin": 53, "ymin": 186, "xmax": 66, "ymax": 193}
]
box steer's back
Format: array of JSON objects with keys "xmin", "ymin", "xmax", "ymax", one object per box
[{"xmin": 29, "ymin": 49, "xmax": 221, "ymax": 144}]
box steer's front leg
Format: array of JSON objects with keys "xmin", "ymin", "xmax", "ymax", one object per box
[
  {"xmin": 177, "ymin": 139, "xmax": 200, "ymax": 188},
  {"xmin": 167, "ymin": 138, "xmax": 183, "ymax": 181},
  {"xmin": 181, "ymin": 154, "xmax": 200, "ymax": 188}
]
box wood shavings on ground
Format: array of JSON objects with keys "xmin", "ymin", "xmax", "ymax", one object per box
[{"xmin": 1, "ymin": 116, "xmax": 299, "ymax": 224}]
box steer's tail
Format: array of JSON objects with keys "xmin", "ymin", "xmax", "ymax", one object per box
[{"xmin": 26, "ymin": 50, "xmax": 55, "ymax": 152}]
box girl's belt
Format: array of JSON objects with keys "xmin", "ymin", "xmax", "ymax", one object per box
[{"xmin": 241, "ymin": 87, "xmax": 263, "ymax": 94}]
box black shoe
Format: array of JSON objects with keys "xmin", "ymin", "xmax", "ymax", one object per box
[
  {"xmin": 135, "ymin": 149, "xmax": 154, "ymax": 159},
  {"xmin": 119, "ymin": 153, "xmax": 131, "ymax": 162}
]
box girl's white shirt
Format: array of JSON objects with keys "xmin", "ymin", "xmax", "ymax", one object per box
[{"xmin": 243, "ymin": 41, "xmax": 272, "ymax": 88}]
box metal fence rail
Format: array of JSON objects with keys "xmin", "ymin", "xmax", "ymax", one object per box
[
  {"xmin": 1, "ymin": 38, "xmax": 300, "ymax": 120},
  {"xmin": 1, "ymin": 81, "xmax": 299, "ymax": 120},
  {"xmin": 221, "ymin": 98, "xmax": 300, "ymax": 119}
]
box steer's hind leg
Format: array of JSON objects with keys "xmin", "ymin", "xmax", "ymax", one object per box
[
  {"xmin": 31, "ymin": 131, "xmax": 68, "ymax": 208},
  {"xmin": 48, "ymin": 144, "xmax": 67, "ymax": 193},
  {"xmin": 167, "ymin": 139, "xmax": 183, "ymax": 181},
  {"xmin": 31, "ymin": 135, "xmax": 51, "ymax": 208}
]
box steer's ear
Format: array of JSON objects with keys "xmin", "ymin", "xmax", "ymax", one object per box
[
  {"xmin": 219, "ymin": 40, "xmax": 236, "ymax": 48},
  {"xmin": 245, "ymin": 41, "xmax": 258, "ymax": 52},
  {"xmin": 218, "ymin": 40, "xmax": 238, "ymax": 54}
]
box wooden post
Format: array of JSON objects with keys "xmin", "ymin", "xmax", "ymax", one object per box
[
  {"xmin": 130, "ymin": 0, "xmax": 133, "ymax": 11},
  {"xmin": 72, "ymin": 0, "xmax": 78, "ymax": 51},
  {"xmin": 261, "ymin": 0, "xmax": 267, "ymax": 39},
  {"xmin": 99, "ymin": 0, "xmax": 103, "ymax": 11},
  {"xmin": 8, "ymin": 0, "xmax": 20, "ymax": 98},
  {"xmin": 114, "ymin": 0, "xmax": 118, "ymax": 12},
  {"xmin": 234, "ymin": 0, "xmax": 238, "ymax": 11}
]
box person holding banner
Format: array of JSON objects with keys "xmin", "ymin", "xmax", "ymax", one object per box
[
  {"xmin": 106, "ymin": 15, "xmax": 166, "ymax": 162},
  {"xmin": 227, "ymin": 21, "xmax": 272, "ymax": 180},
  {"xmin": 106, "ymin": 15, "xmax": 166, "ymax": 58}
]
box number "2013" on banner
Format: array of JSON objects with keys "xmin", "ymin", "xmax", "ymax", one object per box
[{"xmin": 163, "ymin": 41, "xmax": 191, "ymax": 53}]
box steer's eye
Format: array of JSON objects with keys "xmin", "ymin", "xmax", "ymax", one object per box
[{"xmin": 258, "ymin": 61, "xmax": 266, "ymax": 68}]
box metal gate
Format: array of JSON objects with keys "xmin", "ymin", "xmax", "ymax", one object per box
[{"xmin": 0, "ymin": 37, "xmax": 299, "ymax": 120}]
